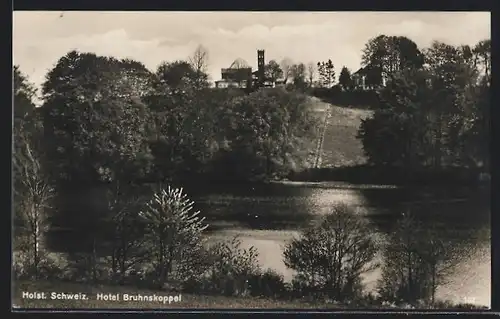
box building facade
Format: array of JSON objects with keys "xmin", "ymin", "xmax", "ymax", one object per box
[
  {"xmin": 215, "ymin": 50, "xmax": 278, "ymax": 89},
  {"xmin": 352, "ymin": 66, "xmax": 387, "ymax": 91}
]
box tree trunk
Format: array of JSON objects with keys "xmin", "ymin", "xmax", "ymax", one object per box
[
  {"xmin": 91, "ymin": 237, "xmax": 98, "ymax": 282},
  {"xmin": 33, "ymin": 214, "xmax": 40, "ymax": 278},
  {"xmin": 431, "ymin": 265, "xmax": 436, "ymax": 305}
]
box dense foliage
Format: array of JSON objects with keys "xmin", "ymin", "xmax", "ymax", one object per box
[
  {"xmin": 358, "ymin": 39, "xmax": 490, "ymax": 172},
  {"xmin": 27, "ymin": 50, "xmax": 320, "ymax": 188}
]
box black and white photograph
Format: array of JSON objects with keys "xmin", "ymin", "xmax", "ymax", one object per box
[{"xmin": 12, "ymin": 11, "xmax": 491, "ymax": 310}]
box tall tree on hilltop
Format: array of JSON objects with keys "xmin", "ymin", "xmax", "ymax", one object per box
[
  {"xmin": 338, "ymin": 66, "xmax": 354, "ymax": 91},
  {"xmin": 473, "ymin": 39, "xmax": 491, "ymax": 81},
  {"xmin": 361, "ymin": 35, "xmax": 424, "ymax": 87},
  {"xmin": 317, "ymin": 59, "xmax": 335, "ymax": 88},
  {"xmin": 188, "ymin": 44, "xmax": 210, "ymax": 89},
  {"xmin": 280, "ymin": 58, "xmax": 293, "ymax": 85},
  {"xmin": 291, "ymin": 63, "xmax": 307, "ymax": 90},
  {"xmin": 307, "ymin": 62, "xmax": 316, "ymax": 87},
  {"xmin": 264, "ymin": 60, "xmax": 284, "ymax": 83},
  {"xmin": 156, "ymin": 60, "xmax": 199, "ymax": 89}
]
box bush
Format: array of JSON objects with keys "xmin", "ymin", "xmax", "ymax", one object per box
[
  {"xmin": 13, "ymin": 249, "xmax": 67, "ymax": 281},
  {"xmin": 64, "ymin": 252, "xmax": 109, "ymax": 284},
  {"xmin": 185, "ymin": 235, "xmax": 261, "ymax": 297},
  {"xmin": 247, "ymin": 268, "xmax": 287, "ymax": 298},
  {"xmin": 138, "ymin": 186, "xmax": 209, "ymax": 290},
  {"xmin": 283, "ymin": 203, "xmax": 378, "ymax": 301}
]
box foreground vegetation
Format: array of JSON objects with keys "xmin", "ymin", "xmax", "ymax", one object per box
[{"xmin": 12, "ymin": 183, "xmax": 488, "ymax": 309}]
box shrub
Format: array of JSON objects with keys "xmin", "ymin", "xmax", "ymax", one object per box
[
  {"xmin": 13, "ymin": 249, "xmax": 67, "ymax": 281},
  {"xmin": 186, "ymin": 235, "xmax": 261, "ymax": 297},
  {"xmin": 247, "ymin": 268, "xmax": 287, "ymax": 298},
  {"xmin": 283, "ymin": 203, "xmax": 378, "ymax": 301},
  {"xmin": 138, "ymin": 186, "xmax": 209, "ymax": 290},
  {"xmin": 64, "ymin": 252, "xmax": 110, "ymax": 284}
]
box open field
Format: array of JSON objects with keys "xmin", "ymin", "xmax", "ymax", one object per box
[
  {"xmin": 320, "ymin": 104, "xmax": 373, "ymax": 168},
  {"xmin": 305, "ymin": 96, "xmax": 373, "ymax": 169}
]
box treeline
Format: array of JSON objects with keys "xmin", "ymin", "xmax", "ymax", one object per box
[
  {"xmin": 359, "ymin": 36, "xmax": 490, "ymax": 173},
  {"xmin": 308, "ymin": 35, "xmax": 490, "ymax": 178},
  {"xmin": 13, "ymin": 46, "xmax": 320, "ymax": 191}
]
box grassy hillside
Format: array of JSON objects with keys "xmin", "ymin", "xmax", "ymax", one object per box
[{"xmin": 306, "ymin": 97, "xmax": 373, "ymax": 169}]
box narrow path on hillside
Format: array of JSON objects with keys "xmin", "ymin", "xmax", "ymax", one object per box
[
  {"xmin": 313, "ymin": 104, "xmax": 332, "ymax": 168},
  {"xmin": 307, "ymin": 97, "xmax": 374, "ymax": 169}
]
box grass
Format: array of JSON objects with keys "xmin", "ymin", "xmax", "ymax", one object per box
[
  {"xmin": 304, "ymin": 96, "xmax": 372, "ymax": 169},
  {"xmin": 320, "ymin": 104, "xmax": 372, "ymax": 168},
  {"xmin": 12, "ymin": 279, "xmax": 488, "ymax": 310},
  {"xmin": 12, "ymin": 279, "xmax": 343, "ymax": 310}
]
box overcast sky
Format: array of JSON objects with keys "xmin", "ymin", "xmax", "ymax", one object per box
[{"xmin": 13, "ymin": 11, "xmax": 490, "ymax": 91}]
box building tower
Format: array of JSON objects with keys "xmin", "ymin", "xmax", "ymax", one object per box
[{"xmin": 257, "ymin": 50, "xmax": 265, "ymax": 87}]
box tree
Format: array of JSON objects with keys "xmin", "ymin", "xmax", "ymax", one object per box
[
  {"xmin": 13, "ymin": 66, "xmax": 37, "ymax": 119},
  {"xmin": 338, "ymin": 66, "xmax": 353, "ymax": 91},
  {"xmin": 290, "ymin": 63, "xmax": 307, "ymax": 91},
  {"xmin": 216, "ymin": 89, "xmax": 318, "ymax": 181},
  {"xmin": 361, "ymin": 35, "xmax": 424, "ymax": 87},
  {"xmin": 156, "ymin": 60, "xmax": 199, "ymax": 89},
  {"xmin": 358, "ymin": 37, "xmax": 486, "ymax": 172},
  {"xmin": 283, "ymin": 203, "xmax": 378, "ymax": 301},
  {"xmin": 378, "ymin": 212, "xmax": 456, "ymax": 305},
  {"xmin": 280, "ymin": 58, "xmax": 293, "ymax": 85},
  {"xmin": 148, "ymin": 68, "xmax": 226, "ymax": 181},
  {"xmin": 307, "ymin": 62, "xmax": 316, "ymax": 87},
  {"xmin": 264, "ymin": 60, "xmax": 283, "ymax": 83},
  {"xmin": 139, "ymin": 186, "xmax": 209, "ymax": 289},
  {"xmin": 357, "ymin": 68, "xmax": 432, "ymax": 169},
  {"xmin": 104, "ymin": 183, "xmax": 148, "ymax": 285},
  {"xmin": 13, "ymin": 118, "xmax": 53, "ymax": 279},
  {"xmin": 40, "ymin": 51, "xmax": 154, "ymax": 187},
  {"xmin": 473, "ymin": 39, "xmax": 490, "ymax": 80},
  {"xmin": 317, "ymin": 60, "xmax": 335, "ymax": 88},
  {"xmin": 423, "ymin": 41, "xmax": 480, "ymax": 168},
  {"xmin": 188, "ymin": 44, "xmax": 210, "ymax": 88}
]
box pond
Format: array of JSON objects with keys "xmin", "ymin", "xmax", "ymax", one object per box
[
  {"xmin": 47, "ymin": 181, "xmax": 491, "ymax": 307},
  {"xmin": 196, "ymin": 181, "xmax": 491, "ymax": 307}
]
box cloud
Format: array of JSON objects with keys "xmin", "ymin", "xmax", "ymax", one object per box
[{"xmin": 13, "ymin": 11, "xmax": 490, "ymax": 91}]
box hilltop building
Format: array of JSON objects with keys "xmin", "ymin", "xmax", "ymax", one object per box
[
  {"xmin": 215, "ymin": 58, "xmax": 253, "ymax": 89},
  {"xmin": 215, "ymin": 50, "xmax": 281, "ymax": 89},
  {"xmin": 352, "ymin": 66, "xmax": 387, "ymax": 90}
]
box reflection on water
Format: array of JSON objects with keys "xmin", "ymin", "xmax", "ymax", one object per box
[
  {"xmin": 200, "ymin": 182, "xmax": 491, "ymax": 307},
  {"xmin": 47, "ymin": 182, "xmax": 491, "ymax": 307}
]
